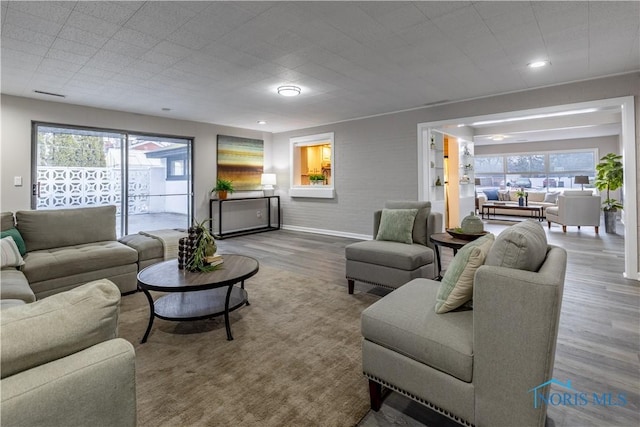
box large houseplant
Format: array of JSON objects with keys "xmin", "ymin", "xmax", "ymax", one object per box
[
  {"xmin": 595, "ymin": 153, "xmax": 623, "ymax": 233},
  {"xmin": 212, "ymin": 178, "xmax": 235, "ymax": 200}
]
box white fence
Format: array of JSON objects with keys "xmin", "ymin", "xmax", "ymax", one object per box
[{"xmin": 36, "ymin": 167, "xmax": 150, "ymax": 214}]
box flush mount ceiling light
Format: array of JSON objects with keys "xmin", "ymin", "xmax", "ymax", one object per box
[
  {"xmin": 491, "ymin": 135, "xmax": 506, "ymax": 141},
  {"xmin": 277, "ymin": 85, "xmax": 301, "ymax": 97},
  {"xmin": 527, "ymin": 60, "xmax": 550, "ymax": 68},
  {"xmin": 257, "ymin": 120, "xmax": 267, "ymax": 125}
]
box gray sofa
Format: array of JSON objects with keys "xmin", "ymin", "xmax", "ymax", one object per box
[
  {"xmin": 345, "ymin": 201, "xmax": 442, "ymax": 294},
  {"xmin": 1, "ymin": 279, "xmax": 136, "ymax": 427},
  {"xmin": 478, "ymin": 190, "xmax": 556, "ymax": 218},
  {"xmin": 361, "ymin": 220, "xmax": 567, "ymax": 426},
  {"xmin": 1, "ymin": 206, "xmax": 138, "ymax": 304}
]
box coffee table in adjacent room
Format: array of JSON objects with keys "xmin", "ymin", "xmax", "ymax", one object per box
[{"xmin": 137, "ymin": 254, "xmax": 259, "ymax": 343}]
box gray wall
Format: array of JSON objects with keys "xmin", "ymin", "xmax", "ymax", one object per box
[{"xmin": 273, "ymin": 73, "xmax": 639, "ymax": 237}]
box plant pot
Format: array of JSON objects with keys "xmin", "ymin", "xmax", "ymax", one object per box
[
  {"xmin": 604, "ymin": 209, "xmax": 617, "ymax": 234},
  {"xmin": 218, "ymin": 190, "xmax": 228, "ymax": 200}
]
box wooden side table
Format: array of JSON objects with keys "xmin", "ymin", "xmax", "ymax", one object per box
[{"xmin": 429, "ymin": 233, "xmax": 469, "ymax": 280}]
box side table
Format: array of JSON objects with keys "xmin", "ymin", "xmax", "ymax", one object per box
[{"xmin": 429, "ymin": 233, "xmax": 469, "ymax": 280}]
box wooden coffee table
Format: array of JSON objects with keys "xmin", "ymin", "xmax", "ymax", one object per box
[
  {"xmin": 481, "ymin": 203, "xmax": 544, "ymax": 221},
  {"xmin": 137, "ymin": 255, "xmax": 259, "ymax": 343}
]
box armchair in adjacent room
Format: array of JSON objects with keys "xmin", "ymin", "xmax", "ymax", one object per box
[
  {"xmin": 545, "ymin": 190, "xmax": 601, "ymax": 233},
  {"xmin": 345, "ymin": 201, "xmax": 442, "ymax": 294}
]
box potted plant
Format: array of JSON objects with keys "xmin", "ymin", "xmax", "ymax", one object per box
[
  {"xmin": 185, "ymin": 218, "xmax": 220, "ymax": 272},
  {"xmin": 595, "ymin": 153, "xmax": 623, "ymax": 233},
  {"xmin": 515, "ymin": 188, "xmax": 527, "ymax": 206},
  {"xmin": 309, "ymin": 173, "xmax": 325, "ymax": 185},
  {"xmin": 212, "ymin": 178, "xmax": 234, "ymax": 200}
]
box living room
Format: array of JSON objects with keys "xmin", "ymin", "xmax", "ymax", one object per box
[{"xmin": 1, "ymin": 2, "xmax": 639, "ymax": 426}]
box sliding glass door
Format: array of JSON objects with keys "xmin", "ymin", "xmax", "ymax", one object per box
[{"xmin": 33, "ymin": 123, "xmax": 192, "ymax": 236}]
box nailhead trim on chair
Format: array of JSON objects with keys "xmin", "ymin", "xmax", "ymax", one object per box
[
  {"xmin": 364, "ymin": 373, "xmax": 475, "ymax": 427},
  {"xmin": 345, "ymin": 276, "xmax": 397, "ymax": 290}
]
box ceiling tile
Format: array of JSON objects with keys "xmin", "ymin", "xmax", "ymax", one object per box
[
  {"xmin": 4, "ymin": 7, "xmax": 63, "ymax": 36},
  {"xmin": 73, "ymin": 1, "xmax": 139, "ymax": 25},
  {"xmin": 66, "ymin": 10, "xmax": 121, "ymax": 37},
  {"xmin": 7, "ymin": 1, "xmax": 72, "ymax": 24}
]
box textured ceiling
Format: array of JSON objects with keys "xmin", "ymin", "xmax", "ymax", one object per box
[{"xmin": 1, "ymin": 1, "xmax": 639, "ymax": 133}]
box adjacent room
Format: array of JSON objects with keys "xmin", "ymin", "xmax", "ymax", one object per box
[{"xmin": 1, "ymin": 2, "xmax": 639, "ymax": 427}]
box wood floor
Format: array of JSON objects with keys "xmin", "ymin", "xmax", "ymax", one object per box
[{"xmin": 215, "ymin": 222, "xmax": 639, "ymax": 427}]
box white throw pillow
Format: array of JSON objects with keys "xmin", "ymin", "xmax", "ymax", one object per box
[{"xmin": 1, "ymin": 236, "xmax": 25, "ymax": 268}]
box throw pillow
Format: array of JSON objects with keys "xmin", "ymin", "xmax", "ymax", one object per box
[
  {"xmin": 376, "ymin": 208, "xmax": 418, "ymax": 244},
  {"xmin": 435, "ymin": 233, "xmax": 495, "ymax": 314},
  {"xmin": 485, "ymin": 220, "xmax": 547, "ymax": 271},
  {"xmin": 498, "ymin": 191, "xmax": 510, "ymax": 201},
  {"xmin": 384, "ymin": 201, "xmax": 431, "ymax": 245},
  {"xmin": 544, "ymin": 192, "xmax": 560, "ymax": 203},
  {"xmin": 483, "ymin": 189, "xmax": 499, "ymax": 201},
  {"xmin": 1, "ymin": 236, "xmax": 25, "ymax": 268},
  {"xmin": 0, "ymin": 228, "xmax": 26, "ymax": 256}
]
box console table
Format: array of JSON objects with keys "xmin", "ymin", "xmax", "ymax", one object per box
[{"xmin": 209, "ymin": 196, "xmax": 281, "ymax": 239}]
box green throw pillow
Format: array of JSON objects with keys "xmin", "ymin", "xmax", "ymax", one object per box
[
  {"xmin": 435, "ymin": 233, "xmax": 495, "ymax": 314},
  {"xmin": 0, "ymin": 228, "xmax": 26, "ymax": 256},
  {"xmin": 375, "ymin": 208, "xmax": 418, "ymax": 244}
]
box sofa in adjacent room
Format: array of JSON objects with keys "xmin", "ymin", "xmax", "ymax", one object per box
[
  {"xmin": 477, "ymin": 189, "xmax": 560, "ymax": 218},
  {"xmin": 1, "ymin": 205, "xmax": 139, "ymax": 304}
]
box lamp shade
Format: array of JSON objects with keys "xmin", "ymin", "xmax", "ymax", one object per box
[
  {"xmin": 474, "ymin": 178, "xmax": 481, "ymax": 185},
  {"xmin": 574, "ymin": 176, "xmax": 589, "ymax": 185},
  {"xmin": 261, "ymin": 173, "xmax": 277, "ymax": 186},
  {"xmin": 574, "ymin": 175, "xmax": 589, "ymax": 190}
]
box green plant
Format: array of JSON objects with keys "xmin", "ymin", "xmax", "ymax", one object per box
[
  {"xmin": 309, "ymin": 174, "xmax": 325, "ymax": 181},
  {"xmin": 186, "ymin": 218, "xmax": 221, "ymax": 273},
  {"xmin": 515, "ymin": 188, "xmax": 527, "ymax": 198},
  {"xmin": 212, "ymin": 178, "xmax": 235, "ymax": 193},
  {"xmin": 595, "ymin": 153, "xmax": 623, "ymax": 211}
]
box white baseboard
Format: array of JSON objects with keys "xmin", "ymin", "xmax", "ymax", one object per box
[
  {"xmin": 282, "ymin": 225, "xmax": 370, "ymax": 241},
  {"xmin": 623, "ymin": 271, "xmax": 640, "ymax": 281}
]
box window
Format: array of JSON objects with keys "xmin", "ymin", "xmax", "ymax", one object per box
[
  {"xmin": 289, "ymin": 132, "xmax": 335, "ymax": 198},
  {"xmin": 33, "ymin": 123, "xmax": 193, "ymax": 236},
  {"xmin": 475, "ymin": 150, "xmax": 597, "ymax": 192}
]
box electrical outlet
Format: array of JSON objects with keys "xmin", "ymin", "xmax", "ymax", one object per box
[{"xmin": 257, "ymin": 210, "xmax": 262, "ymax": 218}]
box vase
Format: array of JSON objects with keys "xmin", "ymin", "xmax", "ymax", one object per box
[
  {"xmin": 461, "ymin": 211, "xmax": 484, "ymax": 234},
  {"xmin": 518, "ymin": 197, "xmax": 524, "ymax": 207}
]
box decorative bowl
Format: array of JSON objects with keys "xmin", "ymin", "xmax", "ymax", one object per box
[{"xmin": 446, "ymin": 228, "xmax": 489, "ymax": 241}]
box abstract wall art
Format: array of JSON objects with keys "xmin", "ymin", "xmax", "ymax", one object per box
[{"xmin": 216, "ymin": 135, "xmax": 264, "ymax": 191}]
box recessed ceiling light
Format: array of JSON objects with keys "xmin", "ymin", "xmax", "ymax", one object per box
[
  {"xmin": 527, "ymin": 60, "xmax": 550, "ymax": 68},
  {"xmin": 257, "ymin": 120, "xmax": 267, "ymax": 125},
  {"xmin": 277, "ymin": 85, "xmax": 301, "ymax": 97}
]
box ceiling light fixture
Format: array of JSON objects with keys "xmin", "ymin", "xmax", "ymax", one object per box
[
  {"xmin": 491, "ymin": 135, "xmax": 505, "ymax": 141},
  {"xmin": 527, "ymin": 60, "xmax": 550, "ymax": 68},
  {"xmin": 257, "ymin": 120, "xmax": 267, "ymax": 125},
  {"xmin": 277, "ymin": 85, "xmax": 301, "ymax": 97}
]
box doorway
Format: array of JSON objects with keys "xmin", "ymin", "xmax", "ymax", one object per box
[
  {"xmin": 417, "ymin": 96, "xmax": 637, "ymax": 280},
  {"xmin": 32, "ymin": 123, "xmax": 193, "ymax": 237}
]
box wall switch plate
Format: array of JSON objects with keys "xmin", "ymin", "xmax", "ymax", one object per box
[
  {"xmin": 14, "ymin": 176, "xmax": 22, "ymax": 186},
  {"xmin": 257, "ymin": 210, "xmax": 262, "ymax": 218}
]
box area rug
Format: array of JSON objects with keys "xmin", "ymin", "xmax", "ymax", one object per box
[{"xmin": 117, "ymin": 265, "xmax": 380, "ymax": 427}]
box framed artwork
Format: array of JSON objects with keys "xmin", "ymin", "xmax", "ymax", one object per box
[{"xmin": 216, "ymin": 135, "xmax": 264, "ymax": 191}]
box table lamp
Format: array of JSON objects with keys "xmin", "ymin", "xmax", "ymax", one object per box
[
  {"xmin": 261, "ymin": 173, "xmax": 277, "ymax": 196},
  {"xmin": 574, "ymin": 175, "xmax": 589, "ymax": 190}
]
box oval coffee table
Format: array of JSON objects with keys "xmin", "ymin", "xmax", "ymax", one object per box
[{"xmin": 137, "ymin": 254, "xmax": 259, "ymax": 343}]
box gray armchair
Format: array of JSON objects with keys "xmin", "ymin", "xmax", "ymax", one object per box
[
  {"xmin": 361, "ymin": 220, "xmax": 567, "ymax": 427},
  {"xmin": 545, "ymin": 191, "xmax": 601, "ymax": 233},
  {"xmin": 345, "ymin": 201, "xmax": 442, "ymax": 294},
  {"xmin": 1, "ymin": 280, "xmax": 136, "ymax": 427}
]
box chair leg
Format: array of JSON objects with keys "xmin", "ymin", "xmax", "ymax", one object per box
[
  {"xmin": 547, "ymin": 221, "xmax": 551, "ymax": 229},
  {"xmin": 348, "ymin": 279, "xmax": 355, "ymax": 294},
  {"xmin": 578, "ymin": 225, "xmax": 581, "ymax": 230},
  {"xmin": 562, "ymin": 225, "xmax": 566, "ymax": 232},
  {"xmin": 595, "ymin": 226, "xmax": 599, "ymax": 234},
  {"xmin": 369, "ymin": 379, "xmax": 383, "ymax": 411}
]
